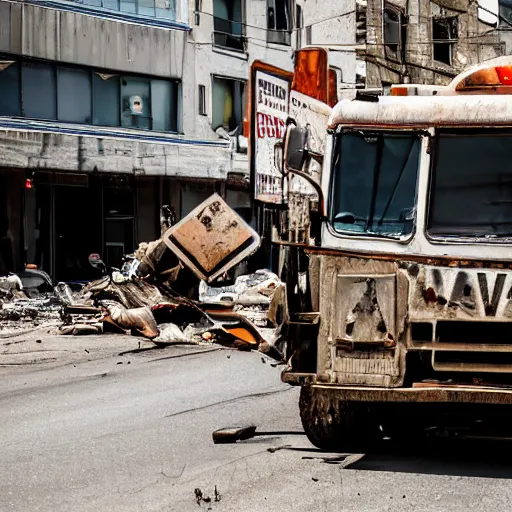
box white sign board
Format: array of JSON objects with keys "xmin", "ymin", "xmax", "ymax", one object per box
[{"xmin": 254, "ymin": 71, "xmax": 290, "ymax": 204}]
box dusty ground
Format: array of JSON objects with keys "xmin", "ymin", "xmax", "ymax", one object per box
[
  {"xmin": 1, "ymin": 333, "xmax": 512, "ymax": 512},
  {"xmin": 0, "ymin": 327, "xmax": 207, "ymax": 367}
]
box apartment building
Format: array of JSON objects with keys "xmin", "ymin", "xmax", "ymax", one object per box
[{"xmin": 363, "ymin": 0, "xmax": 504, "ymax": 88}]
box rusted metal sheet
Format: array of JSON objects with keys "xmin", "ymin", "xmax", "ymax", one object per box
[
  {"xmin": 332, "ymin": 274, "xmax": 396, "ymax": 346},
  {"xmin": 308, "ymin": 254, "xmax": 321, "ymax": 312},
  {"xmin": 295, "ymin": 242, "xmax": 512, "ymax": 270},
  {"xmin": 407, "ymin": 264, "xmax": 512, "ymax": 320},
  {"xmin": 313, "ymin": 253, "xmax": 512, "ymax": 380},
  {"xmin": 316, "ymin": 255, "xmax": 404, "ymax": 387},
  {"xmin": 163, "ymin": 194, "xmax": 260, "ymax": 283}
]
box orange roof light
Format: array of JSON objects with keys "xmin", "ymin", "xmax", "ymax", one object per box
[
  {"xmin": 390, "ymin": 86, "xmax": 408, "ymax": 96},
  {"xmin": 455, "ymin": 65, "xmax": 512, "ymax": 92},
  {"xmin": 292, "ymin": 48, "xmax": 329, "ymax": 103}
]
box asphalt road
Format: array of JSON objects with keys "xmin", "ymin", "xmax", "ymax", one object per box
[{"xmin": 1, "ymin": 340, "xmax": 512, "ymax": 512}]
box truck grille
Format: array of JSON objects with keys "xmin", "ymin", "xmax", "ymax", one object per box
[{"xmin": 410, "ymin": 321, "xmax": 512, "ymax": 373}]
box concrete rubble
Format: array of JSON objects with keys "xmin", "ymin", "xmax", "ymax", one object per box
[{"xmin": 0, "ymin": 195, "xmax": 285, "ymax": 362}]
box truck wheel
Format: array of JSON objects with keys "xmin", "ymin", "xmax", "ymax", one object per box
[{"xmin": 299, "ymin": 386, "xmax": 375, "ymax": 452}]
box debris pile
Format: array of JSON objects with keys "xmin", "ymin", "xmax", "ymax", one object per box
[
  {"xmin": 0, "ymin": 271, "xmax": 63, "ymax": 334},
  {"xmin": 1, "ymin": 195, "xmax": 285, "ymax": 361}
]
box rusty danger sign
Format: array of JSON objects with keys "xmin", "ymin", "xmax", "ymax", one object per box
[
  {"xmin": 254, "ymin": 70, "xmax": 290, "ymax": 204},
  {"xmin": 162, "ymin": 194, "xmax": 261, "ymax": 283}
]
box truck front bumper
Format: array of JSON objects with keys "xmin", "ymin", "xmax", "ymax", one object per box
[{"xmin": 304, "ymin": 384, "xmax": 512, "ymax": 406}]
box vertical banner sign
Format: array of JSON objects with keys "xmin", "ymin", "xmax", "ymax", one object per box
[{"xmin": 254, "ymin": 71, "xmax": 290, "ymax": 203}]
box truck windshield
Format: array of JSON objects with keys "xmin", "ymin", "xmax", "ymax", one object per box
[
  {"xmin": 330, "ymin": 131, "xmax": 421, "ymax": 238},
  {"xmin": 428, "ymin": 132, "xmax": 512, "ymax": 239}
]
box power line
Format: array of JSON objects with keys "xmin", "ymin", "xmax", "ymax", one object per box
[
  {"xmin": 195, "ymin": 27, "xmax": 507, "ymax": 47},
  {"xmin": 194, "ymin": 8, "xmax": 356, "ymax": 33}
]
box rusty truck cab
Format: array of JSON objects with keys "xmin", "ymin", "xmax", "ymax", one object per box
[{"xmin": 280, "ymin": 57, "xmax": 512, "ymax": 450}]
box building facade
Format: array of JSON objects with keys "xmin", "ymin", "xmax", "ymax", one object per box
[
  {"xmin": 0, "ymin": 0, "xmax": 506, "ymax": 280},
  {"xmin": 363, "ymin": 0, "xmax": 504, "ymax": 88},
  {"xmin": 0, "ymin": 0, "xmax": 304, "ymax": 280}
]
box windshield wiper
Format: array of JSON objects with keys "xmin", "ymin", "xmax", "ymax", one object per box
[
  {"xmin": 377, "ymin": 137, "xmax": 417, "ymax": 226},
  {"xmin": 366, "ymin": 135, "xmax": 384, "ymax": 231}
]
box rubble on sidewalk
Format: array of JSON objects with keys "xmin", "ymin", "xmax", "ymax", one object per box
[{"xmin": 0, "ymin": 195, "xmax": 287, "ymax": 362}]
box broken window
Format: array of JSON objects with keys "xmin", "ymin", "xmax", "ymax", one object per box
[
  {"xmin": 384, "ymin": 4, "xmax": 406, "ymax": 62},
  {"xmin": 213, "ymin": 0, "xmax": 244, "ymax": 51},
  {"xmin": 500, "ymin": 0, "xmax": 512, "ymax": 28},
  {"xmin": 267, "ymin": 0, "xmax": 291, "ymax": 45},
  {"xmin": 331, "ymin": 131, "xmax": 421, "ymax": 237},
  {"xmin": 2, "ymin": 57, "xmax": 179, "ymax": 132},
  {"xmin": 433, "ymin": 17, "xmax": 458, "ymax": 65},
  {"xmin": 212, "ymin": 77, "xmax": 245, "ymax": 149}
]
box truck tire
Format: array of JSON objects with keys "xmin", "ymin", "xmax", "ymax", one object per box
[{"xmin": 299, "ymin": 386, "xmax": 375, "ymax": 452}]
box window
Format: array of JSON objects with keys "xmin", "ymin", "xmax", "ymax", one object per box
[
  {"xmin": 212, "ymin": 77, "xmax": 245, "ymax": 132},
  {"xmin": 0, "ymin": 62, "xmax": 20, "ymax": 117},
  {"xmin": 194, "ymin": 0, "xmax": 201, "ymax": 24},
  {"xmin": 212, "ymin": 77, "xmax": 245, "ymax": 150},
  {"xmin": 305, "ymin": 25, "xmax": 312, "ymax": 45},
  {"xmin": 151, "ymin": 79, "xmax": 178, "ymax": 132},
  {"xmin": 267, "ymin": 0, "xmax": 291, "ymax": 45},
  {"xmin": 213, "ymin": 0, "xmax": 244, "ymax": 51},
  {"xmin": 138, "ymin": 0, "xmax": 155, "ymax": 16},
  {"xmin": 433, "ymin": 17, "xmax": 457, "ymax": 65},
  {"xmin": 384, "ymin": 5, "xmax": 406, "ymax": 62},
  {"xmin": 0, "ymin": 57, "xmax": 180, "ymax": 133},
  {"xmin": 76, "ymin": 0, "xmax": 175, "ymax": 21},
  {"xmin": 500, "ymin": 1, "xmax": 512, "ymax": 28},
  {"xmin": 155, "ymin": 0, "xmax": 175, "ymax": 19},
  {"xmin": 121, "ymin": 76, "xmax": 151, "ymax": 130},
  {"xmin": 296, "ymin": 4, "xmax": 303, "ymax": 48},
  {"xmin": 330, "ymin": 131, "xmax": 421, "ymax": 238},
  {"xmin": 120, "ymin": 0, "xmax": 137, "ymax": 13},
  {"xmin": 93, "ymin": 74, "xmax": 120, "ymax": 127},
  {"xmin": 428, "ymin": 132, "xmax": 512, "ymax": 239},
  {"xmin": 22, "ymin": 62, "xmax": 57, "ymax": 120},
  {"xmin": 198, "ymin": 85, "xmax": 207, "ymax": 116},
  {"xmin": 58, "ymin": 68, "xmax": 92, "ymax": 123}
]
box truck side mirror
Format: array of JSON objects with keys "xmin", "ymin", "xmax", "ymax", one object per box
[{"xmin": 285, "ymin": 124, "xmax": 308, "ymax": 171}]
